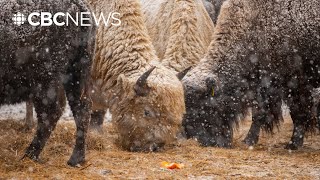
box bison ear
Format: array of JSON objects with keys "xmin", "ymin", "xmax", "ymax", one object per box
[
  {"xmin": 134, "ymin": 66, "xmax": 156, "ymax": 96},
  {"xmin": 176, "ymin": 66, "xmax": 192, "ymax": 80}
]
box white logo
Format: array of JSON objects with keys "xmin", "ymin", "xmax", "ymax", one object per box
[
  {"xmin": 12, "ymin": 12, "xmax": 26, "ymax": 26},
  {"xmin": 12, "ymin": 12, "xmax": 121, "ymax": 27}
]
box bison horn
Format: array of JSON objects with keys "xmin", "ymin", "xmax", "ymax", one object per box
[
  {"xmin": 176, "ymin": 66, "xmax": 192, "ymax": 80},
  {"xmin": 134, "ymin": 66, "xmax": 156, "ymax": 96}
]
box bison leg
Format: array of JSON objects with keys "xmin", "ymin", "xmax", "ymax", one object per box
[
  {"xmin": 285, "ymin": 123, "xmax": 304, "ymax": 150},
  {"xmin": 64, "ymin": 77, "xmax": 91, "ymax": 166},
  {"xmin": 64, "ymin": 45, "xmax": 92, "ymax": 167},
  {"xmin": 243, "ymin": 116, "xmax": 261, "ymax": 146},
  {"xmin": 285, "ymin": 89, "xmax": 313, "ymax": 150},
  {"xmin": 244, "ymin": 87, "xmax": 283, "ymax": 146},
  {"xmin": 285, "ymin": 104, "xmax": 307, "ymax": 150},
  {"xmin": 243, "ymin": 87, "xmax": 267, "ymax": 146},
  {"xmin": 24, "ymin": 100, "xmax": 34, "ymax": 130},
  {"xmin": 24, "ymin": 83, "xmax": 64, "ymax": 161},
  {"xmin": 66, "ymin": 95, "xmax": 90, "ymax": 166},
  {"xmin": 89, "ymin": 110, "xmax": 106, "ymax": 133}
]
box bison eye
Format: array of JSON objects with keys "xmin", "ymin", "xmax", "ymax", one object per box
[
  {"xmin": 143, "ymin": 107, "xmax": 157, "ymax": 118},
  {"xmin": 144, "ymin": 108, "xmax": 157, "ymax": 118},
  {"xmin": 144, "ymin": 110, "xmax": 151, "ymax": 117}
]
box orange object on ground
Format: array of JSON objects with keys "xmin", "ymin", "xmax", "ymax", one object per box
[{"xmin": 161, "ymin": 161, "xmax": 184, "ymax": 169}]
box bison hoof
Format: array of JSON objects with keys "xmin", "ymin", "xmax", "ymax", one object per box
[
  {"xmin": 284, "ymin": 143, "xmax": 299, "ymax": 150},
  {"xmin": 22, "ymin": 152, "xmax": 44, "ymax": 163},
  {"xmin": 67, "ymin": 151, "xmax": 85, "ymax": 167},
  {"xmin": 67, "ymin": 157, "xmax": 85, "ymax": 167},
  {"xmin": 242, "ymin": 136, "xmax": 259, "ymax": 146}
]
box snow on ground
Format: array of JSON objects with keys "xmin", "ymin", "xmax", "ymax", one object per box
[
  {"xmin": 0, "ymin": 103, "xmax": 72, "ymax": 121},
  {"xmin": 0, "ymin": 103, "xmax": 112, "ymax": 122}
]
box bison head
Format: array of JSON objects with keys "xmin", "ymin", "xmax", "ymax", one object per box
[
  {"xmin": 181, "ymin": 65, "xmax": 244, "ymax": 148},
  {"xmin": 112, "ymin": 65, "xmax": 185, "ymax": 152}
]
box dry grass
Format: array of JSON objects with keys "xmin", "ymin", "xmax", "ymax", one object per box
[{"xmin": 0, "ymin": 116, "xmax": 319, "ymax": 179}]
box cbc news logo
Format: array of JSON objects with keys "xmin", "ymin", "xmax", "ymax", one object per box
[
  {"xmin": 12, "ymin": 12, "xmax": 26, "ymax": 26},
  {"xmin": 12, "ymin": 12, "xmax": 121, "ymax": 27}
]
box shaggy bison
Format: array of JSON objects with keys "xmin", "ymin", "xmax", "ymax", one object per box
[
  {"xmin": 89, "ymin": 0, "xmax": 210, "ymax": 132},
  {"xmin": 0, "ymin": 0, "xmax": 95, "ymax": 166},
  {"xmin": 182, "ymin": 0, "xmax": 320, "ymax": 149},
  {"xmin": 88, "ymin": 0, "xmax": 185, "ymax": 152}
]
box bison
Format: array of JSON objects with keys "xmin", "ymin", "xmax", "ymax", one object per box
[
  {"xmin": 182, "ymin": 0, "xmax": 320, "ymax": 149},
  {"xmin": 88, "ymin": 0, "xmax": 186, "ymax": 152},
  {"xmin": 89, "ymin": 0, "xmax": 213, "ymax": 131},
  {"xmin": 0, "ymin": 0, "xmax": 95, "ymax": 166}
]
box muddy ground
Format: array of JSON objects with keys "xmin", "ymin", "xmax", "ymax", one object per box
[{"xmin": 0, "ymin": 111, "xmax": 319, "ymax": 179}]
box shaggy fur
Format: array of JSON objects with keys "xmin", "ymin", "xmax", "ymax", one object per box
[
  {"xmin": 182, "ymin": 0, "xmax": 320, "ymax": 149},
  {"xmin": 0, "ymin": 0, "xmax": 95, "ymax": 166},
  {"xmin": 201, "ymin": 0, "xmax": 278, "ymax": 146},
  {"xmin": 141, "ymin": 0, "xmax": 214, "ymax": 63},
  {"xmin": 160, "ymin": 0, "xmax": 215, "ymax": 72},
  {"xmin": 88, "ymin": 0, "xmax": 185, "ymax": 152}
]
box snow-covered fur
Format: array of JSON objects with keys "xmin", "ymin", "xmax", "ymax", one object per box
[
  {"xmin": 24, "ymin": 86, "xmax": 66, "ymax": 130},
  {"xmin": 141, "ymin": 0, "xmax": 214, "ymax": 67},
  {"xmin": 89, "ymin": 0, "xmax": 185, "ymax": 152},
  {"xmin": 182, "ymin": 0, "xmax": 320, "ymax": 149},
  {"xmin": 0, "ymin": 0, "xmax": 95, "ymax": 166}
]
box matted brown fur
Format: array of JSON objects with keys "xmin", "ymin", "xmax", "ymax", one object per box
[{"xmin": 88, "ymin": 0, "xmax": 185, "ymax": 151}]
